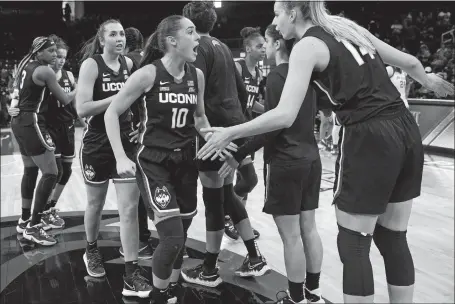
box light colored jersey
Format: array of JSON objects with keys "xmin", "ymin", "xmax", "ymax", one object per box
[{"xmin": 387, "ymin": 66, "xmax": 408, "ymax": 108}]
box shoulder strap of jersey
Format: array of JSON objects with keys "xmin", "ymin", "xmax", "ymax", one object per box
[{"xmin": 188, "ymin": 63, "xmax": 199, "ymax": 92}]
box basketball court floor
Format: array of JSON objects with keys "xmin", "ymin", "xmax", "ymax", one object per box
[{"xmin": 1, "ymin": 127, "xmax": 454, "ymax": 303}]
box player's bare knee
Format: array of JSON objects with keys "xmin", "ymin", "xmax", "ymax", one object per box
[
  {"xmin": 373, "ymin": 224, "xmax": 415, "ymax": 286},
  {"xmin": 199, "ymin": 171, "xmax": 223, "ymax": 188},
  {"xmin": 300, "ymin": 210, "xmax": 316, "ymax": 236}
]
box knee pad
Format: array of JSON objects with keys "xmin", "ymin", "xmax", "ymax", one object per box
[
  {"xmin": 153, "ymin": 217, "xmax": 185, "ymax": 279},
  {"xmin": 174, "ymin": 218, "xmax": 193, "ymax": 270},
  {"xmin": 337, "ymin": 225, "xmax": 374, "ymax": 296},
  {"xmin": 55, "ymin": 158, "xmax": 63, "ymax": 184},
  {"xmin": 59, "ymin": 162, "xmax": 72, "ymax": 185},
  {"xmin": 373, "ymin": 224, "xmax": 415, "ymax": 286},
  {"xmin": 21, "ymin": 166, "xmax": 39, "ymax": 199},
  {"xmin": 203, "ymin": 187, "xmax": 225, "ymax": 231},
  {"xmin": 224, "ymin": 184, "xmax": 248, "ymax": 225},
  {"xmin": 234, "ymin": 163, "xmax": 258, "ymax": 198}
]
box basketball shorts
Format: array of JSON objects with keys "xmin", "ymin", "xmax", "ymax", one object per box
[
  {"xmin": 80, "ymin": 128, "xmax": 136, "ymax": 185},
  {"xmin": 264, "ymin": 158, "xmax": 322, "ymax": 215},
  {"xmin": 11, "ymin": 112, "xmax": 55, "ymax": 156},
  {"xmin": 333, "ymin": 109, "xmax": 424, "ymax": 215},
  {"xmin": 196, "ymin": 135, "xmax": 246, "ymax": 172},
  {"xmin": 47, "ymin": 121, "xmax": 75, "ymax": 159},
  {"xmin": 135, "ymin": 145, "xmax": 198, "ymax": 223}
]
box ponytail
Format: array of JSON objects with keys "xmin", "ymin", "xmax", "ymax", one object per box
[
  {"xmin": 78, "ymin": 36, "xmax": 102, "ymax": 64},
  {"xmin": 308, "ymin": 2, "xmax": 375, "ymax": 54},
  {"xmin": 139, "ymin": 32, "xmax": 163, "ymax": 68},
  {"xmin": 284, "ymin": 1, "xmax": 375, "ymax": 54},
  {"xmin": 13, "ymin": 36, "xmax": 49, "ymax": 89}
]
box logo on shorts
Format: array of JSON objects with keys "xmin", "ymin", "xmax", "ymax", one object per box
[
  {"xmin": 84, "ymin": 164, "xmax": 95, "ymax": 181},
  {"xmin": 154, "ymin": 186, "xmax": 171, "ymax": 209},
  {"xmin": 44, "ymin": 133, "xmax": 54, "ymax": 147}
]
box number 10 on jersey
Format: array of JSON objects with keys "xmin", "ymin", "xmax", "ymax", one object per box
[{"xmin": 171, "ymin": 108, "xmax": 189, "ymax": 128}]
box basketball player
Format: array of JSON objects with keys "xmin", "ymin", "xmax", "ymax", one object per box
[
  {"xmin": 12, "ymin": 37, "xmax": 76, "ymax": 246},
  {"xmin": 226, "ymin": 26, "xmax": 267, "ymax": 240},
  {"xmin": 386, "ymin": 66, "xmax": 409, "ymax": 108},
  {"xmin": 182, "ymin": 1, "xmax": 270, "ymax": 288},
  {"xmin": 118, "ymin": 27, "xmax": 154, "ymax": 260},
  {"xmin": 219, "ymin": 24, "xmax": 325, "ymax": 303},
  {"xmin": 104, "ymin": 15, "xmax": 228, "ymax": 302},
  {"xmin": 197, "ymin": 1, "xmax": 454, "ymax": 303},
  {"xmin": 39, "ymin": 35, "xmax": 77, "ymax": 230},
  {"xmin": 76, "ymin": 20, "xmax": 146, "ymax": 296}
]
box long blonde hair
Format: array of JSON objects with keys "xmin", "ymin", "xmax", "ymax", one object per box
[{"xmin": 282, "ymin": 1, "xmax": 376, "ymax": 54}]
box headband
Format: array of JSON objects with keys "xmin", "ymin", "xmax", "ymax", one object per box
[{"xmin": 37, "ymin": 39, "xmax": 56, "ymax": 52}]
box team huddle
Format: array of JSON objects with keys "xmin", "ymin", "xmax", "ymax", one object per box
[{"xmin": 7, "ymin": 1, "xmax": 453, "ymax": 304}]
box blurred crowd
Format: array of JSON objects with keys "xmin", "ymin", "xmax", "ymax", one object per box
[{"xmin": 1, "ymin": 7, "xmax": 453, "ymax": 127}]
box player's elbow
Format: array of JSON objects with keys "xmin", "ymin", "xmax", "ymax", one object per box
[
  {"xmin": 76, "ymin": 101, "xmax": 90, "ymax": 119},
  {"xmin": 403, "ymin": 55, "xmax": 419, "ymax": 71},
  {"xmin": 280, "ymin": 112, "xmax": 296, "ymax": 128}
]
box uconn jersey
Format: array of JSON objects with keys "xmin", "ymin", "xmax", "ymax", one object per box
[
  {"xmin": 17, "ymin": 61, "xmax": 51, "ymax": 113},
  {"xmin": 304, "ymin": 27, "xmax": 404, "ymax": 125},
  {"xmin": 46, "ymin": 69, "xmax": 76, "ymax": 125},
  {"xmin": 237, "ymin": 59, "xmax": 261, "ymax": 120},
  {"xmin": 139, "ymin": 60, "xmax": 198, "ymax": 150},
  {"xmin": 87, "ymin": 54, "xmax": 131, "ymax": 131},
  {"xmin": 389, "ymin": 67, "xmax": 409, "ymax": 108}
]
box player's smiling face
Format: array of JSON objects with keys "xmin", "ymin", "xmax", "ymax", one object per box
[
  {"xmin": 101, "ymin": 22, "xmax": 126, "ymax": 55},
  {"xmin": 272, "ymin": 2, "xmax": 294, "ymax": 40},
  {"xmin": 174, "ymin": 18, "xmax": 200, "ymax": 62}
]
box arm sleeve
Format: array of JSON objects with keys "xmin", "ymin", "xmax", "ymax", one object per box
[{"xmin": 233, "ymin": 70, "xmax": 284, "ymax": 163}]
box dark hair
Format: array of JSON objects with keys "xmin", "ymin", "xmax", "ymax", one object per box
[
  {"xmin": 140, "ymin": 15, "xmax": 185, "ymax": 68},
  {"xmin": 13, "ymin": 36, "xmax": 49, "ymax": 88},
  {"xmin": 183, "ymin": 1, "xmax": 217, "ymax": 34},
  {"xmin": 240, "ymin": 26, "xmax": 263, "ymax": 49},
  {"xmin": 265, "ymin": 24, "xmax": 295, "ymax": 57},
  {"xmin": 48, "ymin": 34, "xmax": 69, "ymax": 51},
  {"xmin": 78, "ymin": 19, "xmax": 121, "ymax": 63},
  {"xmin": 125, "ymin": 27, "xmax": 144, "ymax": 52}
]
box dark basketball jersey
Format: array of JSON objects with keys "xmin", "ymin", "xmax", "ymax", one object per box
[
  {"xmin": 193, "ymin": 36, "xmax": 245, "ymax": 127},
  {"xmin": 237, "ymin": 59, "xmax": 261, "ymax": 120},
  {"xmin": 303, "ymin": 26, "xmax": 403, "ymax": 125},
  {"xmin": 46, "ymin": 69, "xmax": 77, "ymax": 125},
  {"xmin": 87, "ymin": 54, "xmax": 131, "ymax": 132},
  {"xmin": 265, "ymin": 63, "xmax": 319, "ymax": 162},
  {"xmin": 139, "ymin": 60, "xmax": 198, "ymax": 150},
  {"xmin": 17, "ymin": 61, "xmax": 50, "ymax": 113}
]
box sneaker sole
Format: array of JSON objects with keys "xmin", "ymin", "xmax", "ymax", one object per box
[
  {"xmin": 235, "ymin": 264, "xmax": 271, "ymax": 277},
  {"xmin": 16, "ymin": 226, "xmax": 26, "ymax": 234},
  {"xmin": 122, "ymin": 289, "xmax": 151, "ymax": 298},
  {"xmin": 83, "ymin": 253, "xmax": 106, "ymax": 278},
  {"xmin": 22, "ymin": 232, "xmax": 57, "ymax": 246},
  {"xmin": 181, "ymin": 271, "xmax": 223, "ymax": 288}
]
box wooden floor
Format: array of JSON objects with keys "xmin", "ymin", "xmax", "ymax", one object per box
[{"xmin": 1, "ymin": 127, "xmax": 454, "ymax": 303}]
